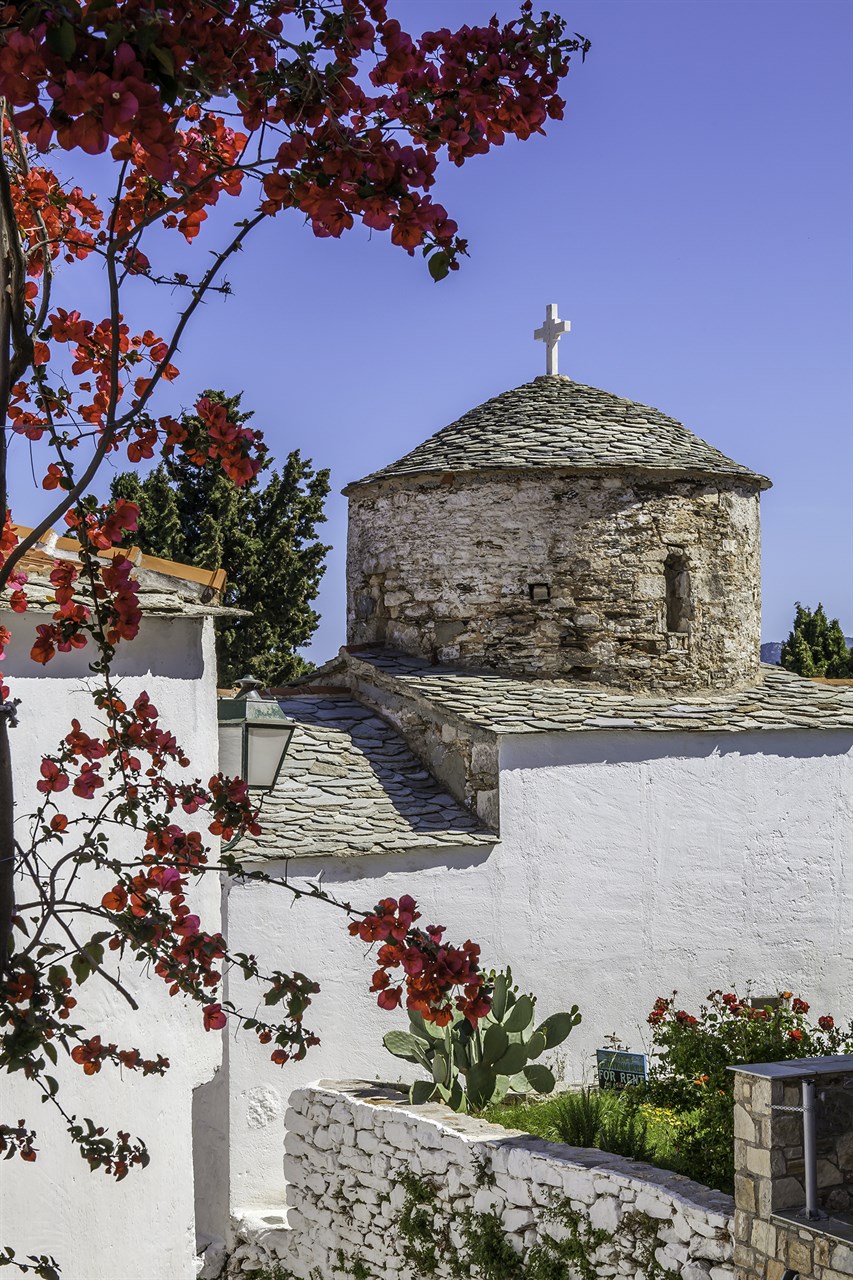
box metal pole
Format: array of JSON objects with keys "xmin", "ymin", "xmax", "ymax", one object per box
[{"xmin": 802, "ymin": 1078, "xmax": 819, "ymax": 1220}]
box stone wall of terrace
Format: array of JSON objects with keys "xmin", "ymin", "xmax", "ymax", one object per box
[{"xmin": 226, "ymin": 1080, "xmax": 734, "ymax": 1279}]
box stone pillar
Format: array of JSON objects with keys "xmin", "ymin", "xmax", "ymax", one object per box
[{"xmin": 731, "ymin": 1066, "xmax": 853, "ymax": 1280}]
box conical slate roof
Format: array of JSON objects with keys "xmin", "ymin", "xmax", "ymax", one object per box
[{"xmin": 345, "ymin": 376, "xmax": 771, "ymax": 492}]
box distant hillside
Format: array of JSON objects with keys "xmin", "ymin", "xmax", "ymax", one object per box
[{"xmin": 761, "ymin": 638, "xmax": 853, "ymax": 665}]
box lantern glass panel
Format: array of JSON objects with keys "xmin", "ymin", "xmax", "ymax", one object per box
[
  {"xmin": 218, "ymin": 721, "xmax": 244, "ymax": 781},
  {"xmin": 246, "ymin": 723, "xmax": 289, "ymax": 789}
]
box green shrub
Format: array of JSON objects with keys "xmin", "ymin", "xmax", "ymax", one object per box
[
  {"xmin": 488, "ymin": 988, "xmax": 852, "ymax": 1195},
  {"xmin": 489, "ymin": 1087, "xmax": 652, "ymax": 1165},
  {"xmin": 548, "ymin": 1088, "xmax": 603, "ymax": 1148},
  {"xmin": 646, "ymin": 988, "xmax": 852, "ymax": 1103},
  {"xmin": 598, "ymin": 1098, "xmax": 652, "ymax": 1163}
]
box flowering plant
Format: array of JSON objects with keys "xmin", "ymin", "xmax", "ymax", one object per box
[
  {"xmin": 643, "ymin": 988, "xmax": 853, "ymax": 1192},
  {"xmin": 0, "ymin": 5, "xmax": 590, "ymax": 1271},
  {"xmin": 647, "ymin": 989, "xmax": 853, "ymax": 1102}
]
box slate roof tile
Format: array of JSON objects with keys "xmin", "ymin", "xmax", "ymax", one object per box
[
  {"xmin": 237, "ymin": 693, "xmax": 495, "ymax": 861},
  {"xmin": 345, "ymin": 377, "xmax": 771, "ymax": 491},
  {"xmin": 342, "ymin": 650, "xmax": 853, "ymax": 735}
]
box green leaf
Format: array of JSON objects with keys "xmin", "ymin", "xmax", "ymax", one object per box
[
  {"xmin": 46, "ymin": 19, "xmax": 76, "ymax": 60},
  {"xmin": 465, "ymin": 1062, "xmax": 497, "ymax": 1111},
  {"xmin": 526, "ymin": 1030, "xmax": 547, "ymax": 1060},
  {"xmin": 104, "ymin": 22, "xmax": 125, "ymax": 56},
  {"xmin": 383, "ymin": 1030, "xmax": 428, "ymax": 1065},
  {"xmin": 482, "ymin": 1023, "xmax": 509, "ymax": 1066},
  {"xmin": 150, "ymin": 45, "xmax": 175, "ymax": 77},
  {"xmin": 453, "ymin": 1039, "xmax": 472, "ymax": 1071},
  {"xmin": 409, "ymin": 1079, "xmax": 435, "ymax": 1105},
  {"xmin": 494, "ymin": 1042, "xmax": 528, "ymax": 1076},
  {"xmin": 492, "ymin": 1075, "xmax": 510, "ymax": 1106},
  {"xmin": 534, "ymin": 1009, "xmax": 582, "ymax": 1049},
  {"xmin": 70, "ymin": 954, "xmax": 91, "ymax": 986},
  {"xmin": 504, "ymin": 995, "xmax": 535, "ymax": 1034},
  {"xmin": 409, "ymin": 1011, "xmax": 444, "ymax": 1042},
  {"xmin": 432, "ymin": 1052, "xmax": 450, "ymax": 1086},
  {"xmin": 448, "ymin": 1079, "xmax": 466, "ymax": 1113},
  {"xmin": 491, "ymin": 971, "xmax": 509, "ymax": 1022},
  {"xmin": 427, "ymin": 251, "xmax": 450, "ymax": 282},
  {"xmin": 523, "ymin": 1063, "xmax": 556, "ymax": 1094}
]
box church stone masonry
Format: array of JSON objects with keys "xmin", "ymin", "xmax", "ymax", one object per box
[{"xmin": 345, "ymin": 374, "xmax": 771, "ymax": 692}]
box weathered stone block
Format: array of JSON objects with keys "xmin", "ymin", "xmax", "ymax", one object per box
[
  {"xmin": 750, "ymin": 1216, "xmax": 776, "ymax": 1257},
  {"xmin": 785, "ymin": 1235, "xmax": 813, "ymax": 1274},
  {"xmin": 734, "ymin": 1174, "xmax": 756, "ymax": 1213}
]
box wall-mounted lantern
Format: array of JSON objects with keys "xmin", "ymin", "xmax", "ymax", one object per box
[{"xmin": 217, "ymin": 675, "xmax": 295, "ymax": 792}]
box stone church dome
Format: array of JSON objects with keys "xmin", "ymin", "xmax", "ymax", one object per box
[
  {"xmin": 346, "ymin": 376, "xmax": 770, "ymax": 491},
  {"xmin": 344, "ymin": 373, "xmax": 771, "ymax": 693}
]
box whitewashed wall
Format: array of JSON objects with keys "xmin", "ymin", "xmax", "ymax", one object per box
[
  {"xmin": 226, "ymin": 728, "xmax": 853, "ymax": 1217},
  {"xmin": 0, "ymin": 612, "xmax": 222, "ymax": 1280}
]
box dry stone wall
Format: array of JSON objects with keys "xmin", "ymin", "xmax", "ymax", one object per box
[
  {"xmin": 347, "ymin": 471, "xmax": 762, "ymax": 691},
  {"xmin": 226, "ymin": 1081, "xmax": 734, "ymax": 1279}
]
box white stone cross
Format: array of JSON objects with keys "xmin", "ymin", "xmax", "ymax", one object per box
[{"xmin": 534, "ymin": 302, "xmax": 571, "ymax": 377}]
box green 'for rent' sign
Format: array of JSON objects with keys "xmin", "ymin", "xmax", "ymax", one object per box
[{"xmin": 596, "ymin": 1049, "xmax": 648, "ymax": 1089}]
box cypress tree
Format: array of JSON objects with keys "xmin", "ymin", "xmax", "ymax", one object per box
[
  {"xmin": 780, "ymin": 602, "xmax": 852, "ymax": 679},
  {"xmin": 110, "ymin": 391, "xmax": 330, "ymax": 687}
]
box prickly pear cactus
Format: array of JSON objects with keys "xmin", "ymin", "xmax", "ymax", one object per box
[{"xmin": 382, "ymin": 967, "xmax": 581, "ymax": 1113}]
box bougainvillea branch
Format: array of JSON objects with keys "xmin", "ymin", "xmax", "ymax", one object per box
[{"xmin": 0, "ymin": 3, "xmax": 587, "ymax": 1269}]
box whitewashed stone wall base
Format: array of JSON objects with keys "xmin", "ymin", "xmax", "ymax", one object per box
[{"xmin": 226, "ymin": 1081, "xmax": 734, "ymax": 1279}]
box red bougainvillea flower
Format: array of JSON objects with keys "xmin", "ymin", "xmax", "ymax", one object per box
[
  {"xmin": 350, "ymin": 895, "xmax": 490, "ymax": 1025},
  {"xmin": 202, "ymin": 1003, "xmax": 227, "ymax": 1031},
  {"xmin": 788, "ymin": 1028, "xmax": 803, "ymax": 1042},
  {"xmin": 0, "ymin": 3, "xmax": 589, "ymax": 1180},
  {"xmin": 36, "ymin": 758, "xmax": 69, "ymax": 794},
  {"xmin": 818, "ymin": 1015, "xmax": 834, "ymax": 1031},
  {"xmin": 792, "ymin": 998, "xmax": 809, "ymax": 1014}
]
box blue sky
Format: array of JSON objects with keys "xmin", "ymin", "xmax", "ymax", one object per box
[{"xmin": 11, "ymin": 0, "xmax": 852, "ymax": 657}]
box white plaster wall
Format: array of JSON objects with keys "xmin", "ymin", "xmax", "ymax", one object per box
[
  {"xmin": 0, "ymin": 612, "xmax": 222, "ymax": 1280},
  {"xmin": 226, "ymin": 728, "xmax": 853, "ymax": 1215}
]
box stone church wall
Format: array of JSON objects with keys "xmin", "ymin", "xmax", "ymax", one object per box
[
  {"xmin": 226, "ymin": 1081, "xmax": 735, "ymax": 1279},
  {"xmin": 347, "ymin": 470, "xmax": 762, "ymax": 691}
]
